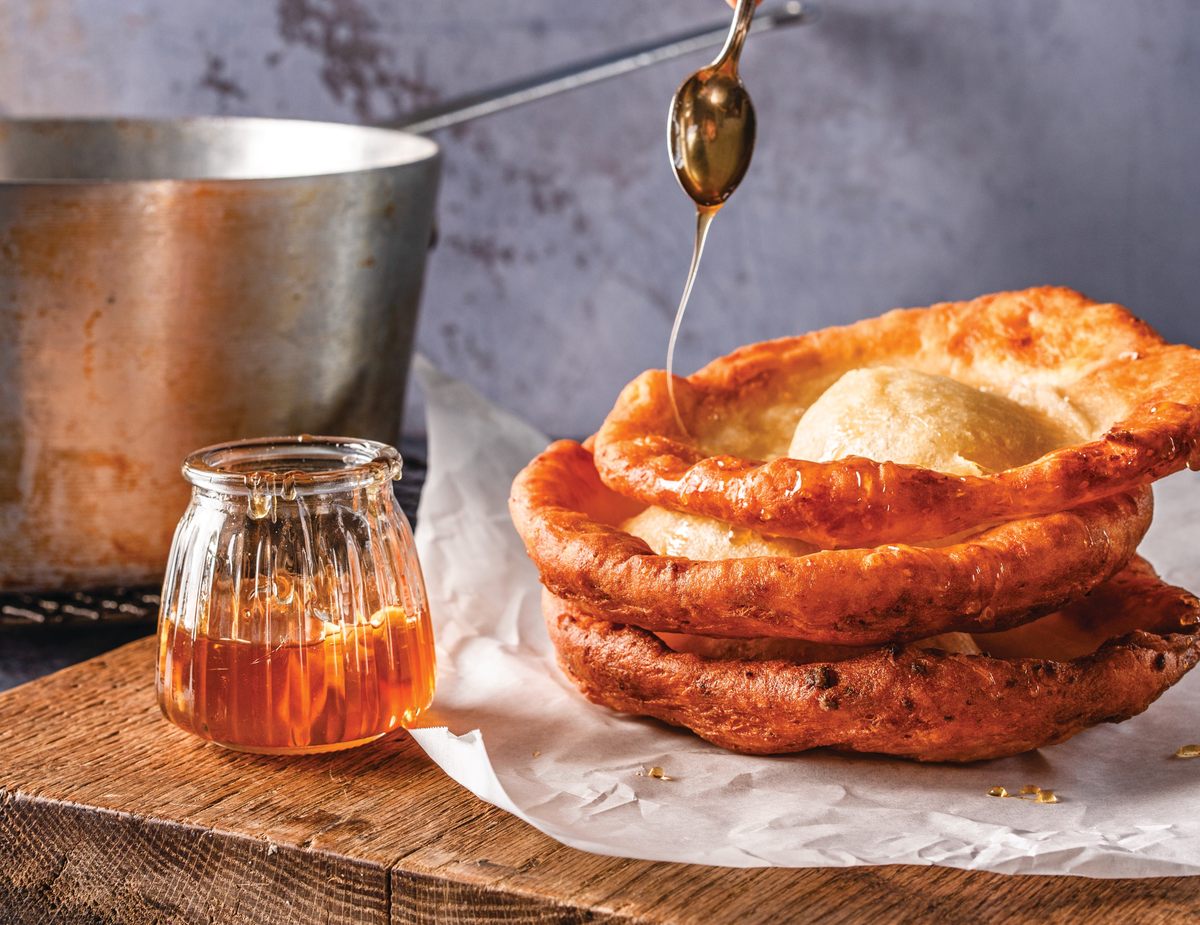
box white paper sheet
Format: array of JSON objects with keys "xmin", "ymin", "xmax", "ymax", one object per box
[{"xmin": 408, "ymin": 356, "xmax": 1200, "ymax": 876}]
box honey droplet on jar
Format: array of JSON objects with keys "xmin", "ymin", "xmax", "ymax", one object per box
[{"xmin": 247, "ymin": 473, "xmax": 274, "ymax": 520}]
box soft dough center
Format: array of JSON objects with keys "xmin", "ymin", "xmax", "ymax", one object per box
[
  {"xmin": 786, "ymin": 366, "xmax": 1061, "ymax": 476},
  {"xmin": 622, "ymin": 366, "xmax": 1061, "ymax": 562},
  {"xmin": 621, "ymin": 506, "xmax": 814, "ymax": 560}
]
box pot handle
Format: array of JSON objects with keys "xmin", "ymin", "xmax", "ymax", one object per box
[{"xmin": 390, "ymin": 2, "xmax": 817, "ymax": 136}]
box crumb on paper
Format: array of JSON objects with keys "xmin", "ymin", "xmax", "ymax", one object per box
[
  {"xmin": 1175, "ymin": 744, "xmax": 1200, "ymax": 759},
  {"xmin": 532, "ymin": 749, "xmax": 541, "ymax": 758},
  {"xmin": 638, "ymin": 765, "xmax": 675, "ymax": 781},
  {"xmin": 988, "ymin": 784, "xmax": 1060, "ymax": 803}
]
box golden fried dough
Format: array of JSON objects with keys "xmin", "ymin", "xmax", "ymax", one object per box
[
  {"xmin": 510, "ymin": 440, "xmax": 1151, "ymax": 645},
  {"xmin": 544, "ymin": 560, "xmax": 1200, "ymax": 762},
  {"xmin": 592, "ymin": 287, "xmax": 1200, "ymax": 547},
  {"xmin": 654, "ymin": 630, "xmax": 979, "ymax": 661}
]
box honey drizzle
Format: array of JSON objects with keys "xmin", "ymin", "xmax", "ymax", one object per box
[{"xmin": 666, "ymin": 205, "xmax": 719, "ymax": 437}]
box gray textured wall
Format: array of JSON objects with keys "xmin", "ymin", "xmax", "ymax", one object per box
[{"xmin": 1, "ymin": 1, "xmax": 1197, "ymax": 437}]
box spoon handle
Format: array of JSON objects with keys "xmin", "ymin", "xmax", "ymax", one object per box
[
  {"xmin": 395, "ymin": 1, "xmax": 809, "ymax": 134},
  {"xmin": 713, "ymin": 0, "xmax": 760, "ymax": 71}
]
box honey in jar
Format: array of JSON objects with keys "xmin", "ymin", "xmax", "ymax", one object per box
[{"xmin": 156, "ymin": 437, "xmax": 436, "ymax": 754}]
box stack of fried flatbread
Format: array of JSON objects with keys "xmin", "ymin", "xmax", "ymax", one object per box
[{"xmin": 510, "ymin": 287, "xmax": 1200, "ymax": 761}]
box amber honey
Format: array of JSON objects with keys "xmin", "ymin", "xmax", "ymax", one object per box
[{"xmin": 157, "ymin": 604, "xmax": 436, "ymax": 755}]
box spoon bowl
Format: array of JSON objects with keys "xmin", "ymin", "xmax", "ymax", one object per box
[
  {"xmin": 668, "ymin": 64, "xmax": 757, "ymax": 208},
  {"xmin": 667, "ymin": 0, "xmax": 759, "ymax": 209}
]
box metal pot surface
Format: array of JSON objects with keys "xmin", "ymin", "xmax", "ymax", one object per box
[{"xmin": 0, "ymin": 118, "xmax": 440, "ymax": 589}]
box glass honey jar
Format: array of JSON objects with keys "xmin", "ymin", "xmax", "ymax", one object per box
[{"xmin": 156, "ymin": 436, "xmax": 435, "ymax": 754}]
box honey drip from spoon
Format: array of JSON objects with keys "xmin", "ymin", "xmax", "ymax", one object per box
[{"xmin": 666, "ymin": 0, "xmax": 759, "ymax": 435}]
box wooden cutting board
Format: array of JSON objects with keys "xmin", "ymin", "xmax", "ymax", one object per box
[{"xmin": 0, "ymin": 636, "xmax": 1196, "ymax": 924}]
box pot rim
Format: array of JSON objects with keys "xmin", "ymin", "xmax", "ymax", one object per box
[{"xmin": 0, "ymin": 116, "xmax": 439, "ymax": 186}]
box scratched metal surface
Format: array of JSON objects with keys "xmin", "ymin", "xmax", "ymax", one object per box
[{"xmin": 0, "ymin": 1, "xmax": 1197, "ymax": 441}]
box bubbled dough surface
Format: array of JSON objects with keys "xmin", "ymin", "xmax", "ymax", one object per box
[{"xmin": 655, "ymin": 631, "xmax": 982, "ymax": 662}]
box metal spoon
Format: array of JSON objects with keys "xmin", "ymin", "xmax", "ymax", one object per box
[
  {"xmin": 667, "ymin": 0, "xmax": 759, "ymax": 208},
  {"xmin": 663, "ymin": 0, "xmax": 760, "ymax": 435}
]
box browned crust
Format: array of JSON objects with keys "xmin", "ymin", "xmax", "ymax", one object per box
[
  {"xmin": 510, "ymin": 440, "xmax": 1153, "ymax": 645},
  {"xmin": 543, "ymin": 560, "xmax": 1200, "ymax": 762},
  {"xmin": 592, "ymin": 287, "xmax": 1200, "ymax": 547}
]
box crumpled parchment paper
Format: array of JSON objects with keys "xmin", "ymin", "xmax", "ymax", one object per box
[{"xmin": 408, "ymin": 356, "xmax": 1200, "ymax": 876}]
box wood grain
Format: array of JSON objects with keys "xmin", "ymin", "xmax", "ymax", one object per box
[{"xmin": 0, "ymin": 637, "xmax": 1196, "ymax": 924}]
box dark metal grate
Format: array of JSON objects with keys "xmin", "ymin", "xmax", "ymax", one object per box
[
  {"xmin": 0, "ymin": 587, "xmax": 163, "ymax": 628},
  {"xmin": 0, "ymin": 447, "xmax": 427, "ymax": 630}
]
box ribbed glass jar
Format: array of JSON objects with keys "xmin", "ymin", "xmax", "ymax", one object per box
[{"xmin": 156, "ymin": 436, "xmax": 435, "ymax": 754}]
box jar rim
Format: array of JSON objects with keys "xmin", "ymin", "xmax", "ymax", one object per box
[{"xmin": 182, "ymin": 435, "xmax": 402, "ymax": 496}]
